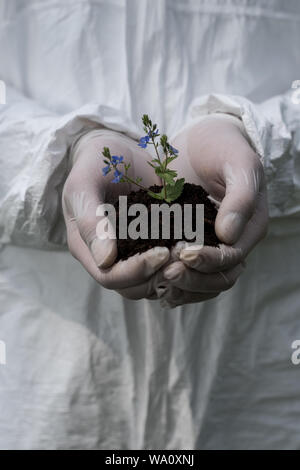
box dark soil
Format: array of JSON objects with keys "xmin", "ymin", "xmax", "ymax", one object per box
[{"xmin": 113, "ymin": 182, "xmax": 220, "ymax": 261}]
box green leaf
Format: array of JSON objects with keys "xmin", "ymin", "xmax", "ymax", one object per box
[
  {"xmin": 102, "ymin": 147, "xmax": 111, "ymax": 160},
  {"xmin": 142, "ymin": 114, "xmax": 151, "ymax": 127},
  {"xmin": 164, "ymin": 178, "xmax": 185, "ymax": 202},
  {"xmin": 155, "ymin": 168, "xmax": 177, "ymax": 177},
  {"xmin": 154, "ymin": 167, "xmax": 163, "ymax": 177},
  {"xmin": 147, "ymin": 161, "xmax": 157, "ymax": 169},
  {"xmin": 166, "ymin": 155, "xmax": 177, "ymax": 165},
  {"xmin": 155, "ymin": 167, "xmax": 178, "ymax": 185},
  {"xmin": 147, "ymin": 190, "xmax": 165, "ymax": 200},
  {"xmin": 160, "ymin": 134, "xmax": 168, "ymax": 148}
]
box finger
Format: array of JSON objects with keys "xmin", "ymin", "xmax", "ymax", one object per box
[
  {"xmin": 64, "ymin": 217, "xmax": 109, "ymax": 282},
  {"xmin": 63, "ymin": 184, "xmax": 117, "ymax": 269},
  {"xmin": 100, "ymin": 247, "xmax": 170, "ymax": 290},
  {"xmin": 65, "ymin": 216, "xmax": 170, "ymax": 289},
  {"xmin": 178, "ymin": 184, "xmax": 267, "ymax": 272},
  {"xmin": 162, "ymin": 261, "xmax": 245, "ymax": 292},
  {"xmin": 170, "ymin": 241, "xmax": 192, "ymax": 261},
  {"xmin": 160, "ymin": 286, "xmax": 219, "ymax": 308},
  {"xmin": 179, "ymin": 243, "xmax": 244, "ymax": 273},
  {"xmin": 234, "ymin": 188, "xmax": 269, "ymax": 257},
  {"xmin": 117, "ymin": 271, "xmax": 167, "ymax": 300},
  {"xmin": 117, "ymin": 286, "xmax": 158, "ymax": 300},
  {"xmin": 215, "ymin": 159, "xmax": 264, "ymax": 244}
]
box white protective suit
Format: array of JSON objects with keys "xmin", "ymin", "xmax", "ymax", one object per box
[{"xmin": 1, "ymin": 0, "xmax": 300, "ymax": 450}]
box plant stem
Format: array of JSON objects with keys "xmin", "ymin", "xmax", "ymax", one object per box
[
  {"xmin": 122, "ymin": 174, "xmax": 148, "ymax": 191},
  {"xmin": 149, "ymin": 136, "xmax": 167, "ymax": 200},
  {"xmin": 163, "ymin": 180, "xmax": 167, "ymax": 200},
  {"xmin": 113, "ymin": 163, "xmax": 148, "ymax": 191},
  {"xmin": 152, "ymin": 139, "xmax": 162, "ymax": 164}
]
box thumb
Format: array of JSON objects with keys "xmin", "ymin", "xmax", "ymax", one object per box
[
  {"xmin": 90, "ymin": 238, "xmax": 117, "ymax": 269},
  {"xmin": 215, "ymin": 162, "xmax": 263, "ymax": 245},
  {"xmin": 68, "ymin": 189, "xmax": 117, "ymax": 268}
]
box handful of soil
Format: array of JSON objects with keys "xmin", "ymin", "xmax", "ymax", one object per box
[{"xmin": 113, "ymin": 182, "xmax": 220, "ymax": 261}]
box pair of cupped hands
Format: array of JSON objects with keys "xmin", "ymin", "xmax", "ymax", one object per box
[{"xmin": 62, "ymin": 115, "xmax": 268, "ymax": 308}]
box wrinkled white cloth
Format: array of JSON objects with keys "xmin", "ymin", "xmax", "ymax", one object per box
[{"xmin": 1, "ymin": 0, "xmax": 300, "ymax": 450}]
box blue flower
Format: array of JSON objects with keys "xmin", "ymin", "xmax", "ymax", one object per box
[
  {"xmin": 169, "ymin": 145, "xmax": 179, "ymax": 154},
  {"xmin": 112, "ymin": 169, "xmax": 123, "ymax": 183},
  {"xmin": 150, "ymin": 129, "xmax": 159, "ymax": 137},
  {"xmin": 102, "ymin": 165, "xmax": 110, "ymax": 176},
  {"xmin": 138, "ymin": 135, "xmax": 150, "ymax": 148},
  {"xmin": 111, "ymin": 155, "xmax": 124, "ymax": 164}
]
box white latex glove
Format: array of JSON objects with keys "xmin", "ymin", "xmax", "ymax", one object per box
[
  {"xmin": 62, "ymin": 129, "xmax": 170, "ymax": 298},
  {"xmin": 159, "ymin": 114, "xmax": 268, "ymax": 308}
]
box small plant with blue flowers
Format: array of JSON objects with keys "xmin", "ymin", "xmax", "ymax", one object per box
[{"xmin": 102, "ymin": 114, "xmax": 185, "ymax": 203}]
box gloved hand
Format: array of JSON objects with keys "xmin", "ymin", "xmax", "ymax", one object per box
[
  {"xmin": 62, "ymin": 128, "xmax": 170, "ymax": 298},
  {"xmin": 159, "ymin": 114, "xmax": 268, "ymax": 308}
]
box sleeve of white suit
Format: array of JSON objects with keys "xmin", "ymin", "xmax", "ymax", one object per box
[
  {"xmin": 184, "ymin": 91, "xmax": 300, "ymax": 218},
  {"xmin": 0, "ymin": 84, "xmax": 140, "ymax": 249}
]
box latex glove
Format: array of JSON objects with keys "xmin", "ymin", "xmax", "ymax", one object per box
[
  {"xmin": 159, "ymin": 114, "xmax": 268, "ymax": 308},
  {"xmin": 156, "ymin": 241, "xmax": 244, "ymax": 308},
  {"xmin": 62, "ymin": 129, "xmax": 169, "ymax": 298}
]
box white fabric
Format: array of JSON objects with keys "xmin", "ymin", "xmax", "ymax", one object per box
[{"xmin": 0, "ymin": 0, "xmax": 300, "ymax": 449}]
